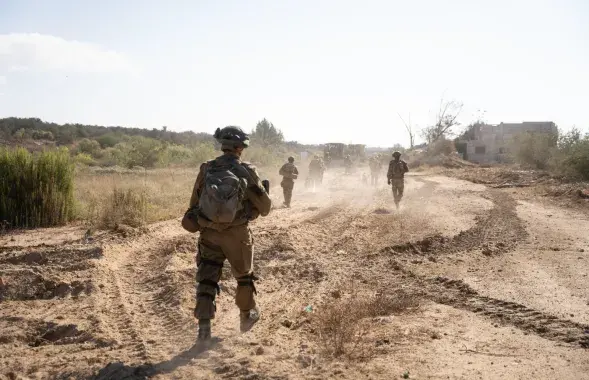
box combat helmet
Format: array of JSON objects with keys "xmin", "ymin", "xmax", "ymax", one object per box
[
  {"xmin": 214, "ymin": 126, "xmax": 250, "ymax": 150},
  {"xmin": 288, "ymin": 156, "xmax": 295, "ymax": 163},
  {"xmin": 392, "ymin": 151, "xmax": 402, "ymax": 158}
]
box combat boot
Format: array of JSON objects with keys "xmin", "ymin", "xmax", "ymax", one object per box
[
  {"xmin": 197, "ymin": 319, "xmax": 211, "ymax": 341},
  {"xmin": 240, "ymin": 306, "xmax": 260, "ymax": 333}
]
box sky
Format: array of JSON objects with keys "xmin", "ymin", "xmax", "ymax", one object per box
[{"xmin": 0, "ymin": 0, "xmax": 588, "ymax": 147}]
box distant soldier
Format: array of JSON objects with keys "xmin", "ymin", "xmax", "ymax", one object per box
[
  {"xmin": 343, "ymin": 155, "xmax": 353, "ymax": 175},
  {"xmin": 368, "ymin": 156, "xmax": 381, "ymax": 187},
  {"xmin": 318, "ymin": 157, "xmax": 326, "ymax": 184},
  {"xmin": 279, "ymin": 156, "xmax": 299, "ymax": 208},
  {"xmin": 307, "ymin": 155, "xmax": 323, "ymax": 188},
  {"xmin": 387, "ymin": 151, "xmax": 409, "ymax": 209},
  {"xmin": 324, "ymin": 152, "xmax": 332, "ymax": 168}
]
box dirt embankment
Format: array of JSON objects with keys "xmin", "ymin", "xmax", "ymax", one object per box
[{"xmin": 1, "ymin": 169, "xmax": 588, "ymax": 380}]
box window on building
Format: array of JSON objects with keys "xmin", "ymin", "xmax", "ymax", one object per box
[{"xmin": 475, "ymin": 146, "xmax": 486, "ymax": 154}]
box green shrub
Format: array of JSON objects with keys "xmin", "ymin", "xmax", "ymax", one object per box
[
  {"xmin": 74, "ymin": 152, "xmax": 97, "ymax": 166},
  {"xmin": 96, "ymin": 133, "xmax": 122, "ymax": 148},
  {"xmin": 113, "ymin": 136, "xmax": 167, "ymax": 168},
  {"xmin": 77, "ymin": 138, "xmax": 101, "ymax": 156},
  {"xmin": 0, "ymin": 147, "xmax": 75, "ymax": 228},
  {"xmin": 31, "ymin": 130, "xmax": 54, "ymax": 140},
  {"xmin": 550, "ymin": 129, "xmax": 589, "ymax": 180}
]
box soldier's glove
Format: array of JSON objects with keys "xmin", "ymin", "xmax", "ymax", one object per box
[
  {"xmin": 262, "ymin": 179, "xmax": 270, "ymax": 194},
  {"xmin": 387, "ymin": 179, "xmax": 391, "ymax": 185}
]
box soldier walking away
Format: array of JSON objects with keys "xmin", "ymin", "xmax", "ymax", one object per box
[
  {"xmin": 343, "ymin": 155, "xmax": 353, "ymax": 174},
  {"xmin": 324, "ymin": 152, "xmax": 332, "ymax": 168},
  {"xmin": 279, "ymin": 156, "xmax": 299, "ymax": 208},
  {"xmin": 368, "ymin": 156, "xmax": 381, "ymax": 187},
  {"xmin": 387, "ymin": 151, "xmax": 409, "ymax": 209},
  {"xmin": 307, "ymin": 155, "xmax": 324, "ymax": 190},
  {"xmin": 318, "ymin": 156, "xmax": 326, "ymax": 184},
  {"xmin": 184, "ymin": 126, "xmax": 272, "ymax": 342}
]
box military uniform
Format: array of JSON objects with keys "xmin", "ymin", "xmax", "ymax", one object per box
[
  {"xmin": 343, "ymin": 156, "xmax": 353, "ymax": 174},
  {"xmin": 387, "ymin": 155, "xmax": 409, "ymax": 207},
  {"xmin": 368, "ymin": 157, "xmax": 381, "ymax": 186},
  {"xmin": 308, "ymin": 157, "xmax": 323, "ymax": 188},
  {"xmin": 279, "ymin": 161, "xmax": 299, "ymax": 207},
  {"xmin": 187, "ymin": 126, "xmax": 271, "ymax": 340}
]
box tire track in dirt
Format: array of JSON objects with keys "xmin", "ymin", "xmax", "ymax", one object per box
[
  {"xmin": 95, "ymin": 222, "xmax": 194, "ymax": 363},
  {"xmin": 348, "ymin": 181, "xmax": 588, "ymax": 350},
  {"xmin": 383, "ymin": 188, "xmax": 528, "ymax": 257},
  {"xmin": 92, "ymin": 269, "xmax": 150, "ymax": 361},
  {"xmin": 427, "ymin": 275, "xmax": 589, "ymax": 348}
]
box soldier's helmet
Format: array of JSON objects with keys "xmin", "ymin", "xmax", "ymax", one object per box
[
  {"xmin": 392, "ymin": 151, "xmax": 402, "ymax": 158},
  {"xmin": 288, "ymin": 156, "xmax": 295, "ymax": 163},
  {"xmin": 214, "ymin": 126, "xmax": 250, "ymax": 150}
]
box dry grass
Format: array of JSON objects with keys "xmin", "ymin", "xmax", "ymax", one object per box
[
  {"xmin": 312, "ymin": 289, "xmax": 420, "ymax": 360},
  {"xmin": 74, "ymin": 165, "xmax": 279, "ymax": 229},
  {"xmin": 75, "ymin": 167, "xmax": 195, "ymax": 228}
]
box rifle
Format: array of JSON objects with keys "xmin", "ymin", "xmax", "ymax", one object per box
[{"xmin": 262, "ymin": 180, "xmax": 270, "ymax": 195}]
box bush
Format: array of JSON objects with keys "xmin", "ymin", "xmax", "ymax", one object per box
[
  {"xmin": 509, "ymin": 131, "xmax": 558, "ymax": 170},
  {"xmin": 159, "ymin": 143, "xmax": 216, "ymax": 167},
  {"xmin": 0, "ymin": 147, "xmax": 75, "ymax": 228},
  {"xmin": 426, "ymin": 139, "xmax": 456, "ymax": 157},
  {"xmin": 100, "ymin": 188, "xmax": 147, "ymax": 229},
  {"xmin": 312, "ymin": 289, "xmax": 419, "ymax": 360},
  {"xmin": 74, "ymin": 152, "xmax": 97, "ymax": 166},
  {"xmin": 115, "ymin": 136, "xmax": 167, "ymax": 168},
  {"xmin": 77, "ymin": 138, "xmax": 101, "ymax": 156},
  {"xmin": 96, "ymin": 133, "xmax": 122, "ymax": 148},
  {"xmin": 31, "ymin": 130, "xmax": 54, "ymax": 140},
  {"xmin": 550, "ymin": 129, "xmax": 589, "ymax": 180}
]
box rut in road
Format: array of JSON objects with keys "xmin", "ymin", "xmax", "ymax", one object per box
[
  {"xmin": 383, "ymin": 187, "xmax": 528, "ymax": 257},
  {"xmin": 427, "ymin": 275, "xmax": 589, "ymax": 348}
]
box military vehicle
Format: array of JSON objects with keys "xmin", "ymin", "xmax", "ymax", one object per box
[{"xmin": 323, "ymin": 143, "xmax": 366, "ymax": 167}]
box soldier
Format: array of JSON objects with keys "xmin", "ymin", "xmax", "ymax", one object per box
[
  {"xmin": 368, "ymin": 156, "xmax": 381, "ymax": 187},
  {"xmin": 318, "ymin": 156, "xmax": 326, "ymax": 184},
  {"xmin": 324, "ymin": 152, "xmax": 332, "ymax": 168},
  {"xmin": 308, "ymin": 155, "xmax": 323, "ymax": 188},
  {"xmin": 279, "ymin": 156, "xmax": 299, "ymax": 208},
  {"xmin": 343, "ymin": 155, "xmax": 353, "ymax": 174},
  {"xmin": 387, "ymin": 151, "xmax": 409, "ymax": 209},
  {"xmin": 186, "ymin": 126, "xmax": 272, "ymax": 341}
]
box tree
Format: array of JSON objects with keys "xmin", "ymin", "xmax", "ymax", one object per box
[
  {"xmin": 77, "ymin": 138, "xmax": 101, "ymax": 156},
  {"xmin": 397, "ymin": 113, "xmax": 415, "ymax": 149},
  {"xmin": 421, "ymin": 99, "xmax": 464, "ymax": 144},
  {"xmin": 251, "ymin": 118, "xmax": 284, "ymax": 147}
]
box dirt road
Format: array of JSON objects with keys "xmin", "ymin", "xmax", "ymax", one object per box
[{"xmin": 1, "ymin": 170, "xmax": 588, "ymax": 380}]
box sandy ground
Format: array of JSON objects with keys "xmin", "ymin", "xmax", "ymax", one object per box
[{"xmin": 1, "ymin": 169, "xmax": 588, "ymax": 380}]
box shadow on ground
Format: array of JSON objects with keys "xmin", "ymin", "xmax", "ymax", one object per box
[{"xmin": 84, "ymin": 339, "xmax": 222, "ymax": 380}]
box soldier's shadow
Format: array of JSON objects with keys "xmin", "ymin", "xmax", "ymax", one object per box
[{"xmin": 88, "ymin": 338, "xmax": 223, "ymax": 379}]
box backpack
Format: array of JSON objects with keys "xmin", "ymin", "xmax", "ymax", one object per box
[
  {"xmin": 198, "ymin": 161, "xmax": 248, "ymax": 224},
  {"xmin": 280, "ymin": 163, "xmax": 298, "ymax": 179}
]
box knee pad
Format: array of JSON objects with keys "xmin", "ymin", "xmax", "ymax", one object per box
[{"xmin": 237, "ymin": 274, "xmax": 259, "ymax": 295}]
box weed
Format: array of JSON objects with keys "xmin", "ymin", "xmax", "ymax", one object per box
[
  {"xmin": 312, "ymin": 289, "xmax": 420, "ymax": 360},
  {"xmin": 99, "ymin": 188, "xmax": 148, "ymax": 229}
]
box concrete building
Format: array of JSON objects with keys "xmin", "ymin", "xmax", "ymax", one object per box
[{"xmin": 464, "ymin": 121, "xmax": 557, "ymax": 163}]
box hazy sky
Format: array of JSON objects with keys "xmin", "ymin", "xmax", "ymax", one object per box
[{"xmin": 0, "ymin": 0, "xmax": 587, "ymax": 147}]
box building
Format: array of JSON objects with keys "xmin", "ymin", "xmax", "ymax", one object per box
[{"xmin": 464, "ymin": 121, "xmax": 557, "ymax": 163}]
